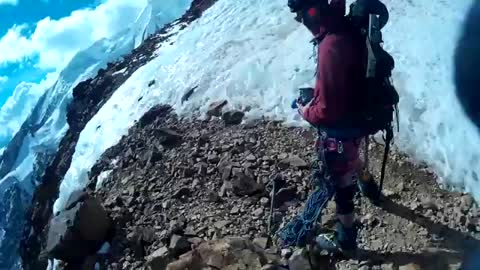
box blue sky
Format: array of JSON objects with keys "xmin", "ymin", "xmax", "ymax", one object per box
[
  {"xmin": 0, "ymin": 0, "xmax": 146, "ymax": 107},
  {"xmin": 0, "ymin": 0, "xmax": 97, "ymax": 106}
]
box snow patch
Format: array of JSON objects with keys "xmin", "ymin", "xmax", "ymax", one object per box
[
  {"xmin": 112, "ymin": 68, "xmax": 127, "ymax": 76},
  {"xmin": 95, "ymin": 170, "xmax": 113, "ymax": 191}
]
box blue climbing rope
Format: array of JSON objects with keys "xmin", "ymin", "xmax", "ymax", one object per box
[{"xmin": 276, "ymin": 169, "xmax": 336, "ymax": 247}]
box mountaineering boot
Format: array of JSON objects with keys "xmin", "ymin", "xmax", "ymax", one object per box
[
  {"xmin": 315, "ymin": 222, "xmax": 358, "ymax": 256},
  {"xmin": 357, "ymin": 171, "xmax": 381, "ymax": 204}
]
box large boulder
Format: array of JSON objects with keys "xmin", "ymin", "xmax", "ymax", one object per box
[
  {"xmin": 222, "ymin": 110, "xmax": 245, "ymax": 125},
  {"xmin": 45, "ymin": 190, "xmax": 111, "ymax": 263},
  {"xmin": 231, "ymin": 169, "xmax": 264, "ymax": 196},
  {"xmin": 207, "ymin": 100, "xmax": 228, "ymax": 117},
  {"xmin": 165, "ymin": 238, "xmax": 275, "ymax": 270}
]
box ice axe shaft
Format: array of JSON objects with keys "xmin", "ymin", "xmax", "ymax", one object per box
[{"xmin": 267, "ymin": 179, "xmax": 276, "ymax": 247}]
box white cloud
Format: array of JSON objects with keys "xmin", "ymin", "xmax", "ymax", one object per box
[
  {"xmin": 0, "ymin": 0, "xmax": 18, "ymax": 6},
  {"xmin": 0, "ymin": 24, "xmax": 34, "ymax": 65},
  {"xmin": 0, "ymin": 76, "xmax": 8, "ymax": 84},
  {"xmin": 0, "ymin": 0, "xmax": 148, "ymax": 70}
]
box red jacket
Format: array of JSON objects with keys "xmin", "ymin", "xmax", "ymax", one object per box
[{"xmin": 302, "ymin": 1, "xmax": 367, "ymax": 127}]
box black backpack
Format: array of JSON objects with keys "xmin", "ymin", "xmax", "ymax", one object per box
[{"xmin": 348, "ymin": 0, "xmax": 400, "ymax": 199}]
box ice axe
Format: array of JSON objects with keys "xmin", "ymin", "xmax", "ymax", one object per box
[{"xmin": 267, "ymin": 174, "xmax": 286, "ymax": 247}]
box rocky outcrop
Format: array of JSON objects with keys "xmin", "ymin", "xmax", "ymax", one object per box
[
  {"xmin": 165, "ymin": 238, "xmax": 274, "ymax": 270},
  {"xmin": 19, "ymin": 0, "xmax": 219, "ymax": 269},
  {"xmin": 44, "ymin": 190, "xmax": 111, "ymax": 263}
]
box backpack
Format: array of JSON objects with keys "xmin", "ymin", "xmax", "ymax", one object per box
[{"xmin": 348, "ymin": 0, "xmax": 400, "ymax": 199}]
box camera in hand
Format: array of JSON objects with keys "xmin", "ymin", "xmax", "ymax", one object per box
[{"xmin": 291, "ymin": 87, "xmax": 314, "ymax": 109}]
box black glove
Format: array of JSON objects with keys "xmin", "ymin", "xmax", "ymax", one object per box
[{"xmin": 288, "ymin": 0, "xmax": 305, "ymax": 12}]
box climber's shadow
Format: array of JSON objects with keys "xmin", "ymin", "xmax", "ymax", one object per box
[
  {"xmin": 378, "ymin": 196, "xmax": 480, "ymax": 252},
  {"xmin": 354, "ymin": 248, "xmax": 463, "ymax": 270},
  {"xmin": 342, "ymin": 196, "xmax": 480, "ymax": 269}
]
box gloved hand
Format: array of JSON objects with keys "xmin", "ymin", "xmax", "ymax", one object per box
[{"xmin": 288, "ymin": 0, "xmax": 303, "ymax": 12}]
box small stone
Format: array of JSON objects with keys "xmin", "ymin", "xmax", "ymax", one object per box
[
  {"xmin": 155, "ymin": 128, "xmax": 182, "ymax": 146},
  {"xmin": 141, "ymin": 226, "xmax": 155, "ymax": 243},
  {"xmin": 231, "ymin": 170, "xmax": 263, "ymax": 196},
  {"xmin": 260, "ymin": 197, "xmax": 270, "ymax": 206},
  {"xmin": 184, "ymin": 226, "xmax": 197, "ymax": 236},
  {"xmin": 195, "ymin": 162, "xmax": 208, "ymax": 176},
  {"xmin": 207, "ymin": 153, "xmax": 220, "ymax": 164},
  {"xmin": 146, "ymin": 247, "xmax": 170, "ymax": 270},
  {"xmin": 382, "ymin": 263, "xmax": 395, "ymax": 270},
  {"xmin": 222, "ymin": 110, "xmax": 245, "ymax": 125},
  {"xmin": 188, "ymin": 237, "xmax": 204, "ymax": 246},
  {"xmin": 246, "ymin": 154, "xmax": 257, "ymax": 162},
  {"xmin": 461, "ymin": 194, "xmax": 474, "ymax": 211},
  {"xmin": 162, "ymin": 200, "xmax": 171, "ymax": 209},
  {"xmin": 182, "ymin": 167, "xmax": 195, "ymax": 178},
  {"xmin": 277, "ymin": 153, "xmax": 288, "ymax": 160},
  {"xmin": 421, "ymin": 198, "xmax": 438, "ymax": 211},
  {"xmin": 214, "ymin": 220, "xmax": 231, "ymax": 229},
  {"xmin": 399, "ymin": 263, "xmax": 421, "ymax": 270},
  {"xmin": 192, "ymin": 179, "xmax": 201, "ymax": 189},
  {"xmin": 207, "ymin": 100, "xmax": 228, "ymax": 117},
  {"xmin": 383, "ymin": 189, "xmax": 396, "ymax": 197},
  {"xmin": 371, "ymin": 239, "xmax": 383, "ymax": 250},
  {"xmin": 253, "ymin": 237, "xmax": 269, "ymax": 249},
  {"xmin": 279, "ymin": 155, "xmax": 308, "ymax": 170},
  {"xmin": 281, "ymin": 248, "xmax": 293, "ymax": 258},
  {"xmin": 252, "ymin": 207, "xmax": 264, "ymax": 217},
  {"xmin": 204, "ymin": 188, "xmax": 219, "ymax": 201},
  {"xmin": 169, "ymin": 235, "xmax": 191, "ymax": 256},
  {"xmin": 288, "ymin": 249, "xmax": 312, "ymax": 270},
  {"xmin": 172, "ymin": 187, "xmax": 191, "ymax": 199},
  {"xmin": 261, "ymin": 264, "xmax": 285, "ymax": 270},
  {"xmin": 219, "ymin": 181, "xmax": 233, "ymax": 197},
  {"xmin": 169, "ymin": 220, "xmax": 185, "ymax": 235},
  {"xmin": 197, "ymin": 134, "xmax": 210, "ymax": 146},
  {"xmin": 411, "ymin": 202, "xmax": 420, "ymax": 211},
  {"xmin": 397, "ymin": 182, "xmax": 406, "ymax": 192},
  {"xmin": 449, "ymin": 263, "xmax": 462, "ymax": 270},
  {"xmin": 230, "ymin": 206, "xmax": 240, "ymax": 214}
]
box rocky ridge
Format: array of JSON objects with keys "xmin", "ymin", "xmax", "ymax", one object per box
[{"xmin": 74, "ymin": 103, "xmax": 480, "ymax": 270}]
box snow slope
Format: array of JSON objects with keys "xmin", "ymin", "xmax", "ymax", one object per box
[
  {"xmin": 54, "ymin": 0, "xmax": 480, "ymax": 214},
  {"xmin": 0, "ymin": 0, "xmax": 191, "ymax": 269}
]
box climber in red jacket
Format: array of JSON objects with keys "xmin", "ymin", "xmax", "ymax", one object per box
[{"xmin": 291, "ymin": 0, "xmax": 378, "ymax": 254}]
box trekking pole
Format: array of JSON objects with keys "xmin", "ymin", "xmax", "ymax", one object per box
[{"xmin": 267, "ymin": 178, "xmax": 276, "ymax": 247}]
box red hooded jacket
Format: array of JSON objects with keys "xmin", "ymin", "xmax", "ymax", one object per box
[{"xmin": 302, "ymin": 0, "xmax": 367, "ymax": 128}]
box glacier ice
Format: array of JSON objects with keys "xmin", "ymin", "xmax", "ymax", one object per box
[{"xmin": 55, "ymin": 0, "xmax": 480, "ymax": 219}]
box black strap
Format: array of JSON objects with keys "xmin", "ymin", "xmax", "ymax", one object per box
[{"xmin": 376, "ymin": 127, "xmax": 393, "ymax": 200}]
